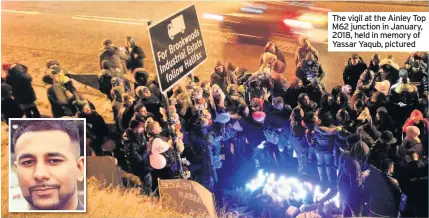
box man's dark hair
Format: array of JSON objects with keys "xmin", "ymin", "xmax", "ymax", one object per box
[
  {"xmin": 380, "ymin": 158, "xmax": 393, "ymax": 173},
  {"xmin": 12, "ymin": 120, "xmax": 80, "ymax": 154},
  {"xmin": 134, "ymin": 104, "xmax": 146, "ymax": 113}
]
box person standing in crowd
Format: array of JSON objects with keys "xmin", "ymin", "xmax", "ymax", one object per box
[
  {"xmin": 343, "ymin": 54, "xmax": 368, "ymax": 94},
  {"xmin": 368, "ymin": 54, "xmax": 380, "ymax": 73},
  {"xmin": 337, "ymin": 140, "xmax": 370, "ymax": 217},
  {"xmin": 295, "ymin": 93, "xmax": 317, "ymax": 114},
  {"xmin": 290, "ymin": 108, "xmax": 309, "ymax": 176},
  {"xmin": 376, "ymin": 57, "xmax": 400, "ymax": 86},
  {"xmin": 368, "ymin": 130, "xmax": 397, "ymax": 169},
  {"xmin": 312, "ymin": 113, "xmax": 339, "ymax": 188},
  {"xmin": 294, "ymin": 36, "xmax": 319, "ymax": 66},
  {"xmin": 367, "ymin": 91, "xmax": 389, "ymax": 122},
  {"xmin": 42, "ymin": 74, "xmax": 73, "ymax": 118},
  {"xmin": 5, "ymin": 63, "xmax": 41, "ymax": 118},
  {"xmin": 122, "ymin": 119, "xmax": 152, "ymax": 195},
  {"xmin": 270, "ymin": 60, "xmax": 288, "ymax": 99},
  {"xmin": 374, "ymin": 107, "xmax": 395, "ymax": 133},
  {"xmin": 401, "ymin": 150, "xmax": 428, "ymax": 217},
  {"xmin": 378, "ymin": 159, "xmax": 402, "ymax": 217},
  {"xmin": 133, "ymin": 68, "xmax": 149, "ymax": 92},
  {"xmin": 261, "ymin": 42, "xmax": 286, "ymax": 66},
  {"xmin": 284, "ymin": 78, "xmax": 306, "ymax": 109},
  {"xmin": 99, "ymin": 39, "xmax": 128, "ymax": 74},
  {"xmin": 210, "ymin": 61, "xmax": 237, "ymax": 95},
  {"xmin": 404, "ymin": 55, "xmax": 428, "ymax": 96},
  {"xmin": 1, "ymin": 63, "xmax": 23, "ymax": 122},
  {"xmin": 135, "ymin": 86, "xmax": 163, "ymax": 122},
  {"xmin": 75, "ymin": 101, "xmax": 109, "ymax": 155},
  {"xmin": 296, "ymin": 53, "xmax": 325, "ymax": 86},
  {"xmin": 125, "ymin": 37, "xmax": 145, "ymax": 73},
  {"xmin": 98, "ymin": 60, "xmax": 121, "ymax": 101},
  {"xmin": 259, "ymin": 52, "xmax": 277, "ymax": 73},
  {"xmin": 402, "ymin": 109, "xmax": 428, "ymax": 154},
  {"xmin": 318, "ymin": 93, "xmax": 340, "ymax": 121},
  {"xmin": 116, "ymin": 93, "xmax": 136, "ymax": 132},
  {"xmin": 356, "ymin": 69, "xmax": 376, "ymax": 98}
]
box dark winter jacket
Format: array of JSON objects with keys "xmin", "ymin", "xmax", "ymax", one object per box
[
  {"xmin": 356, "ymin": 69, "xmax": 376, "ymax": 97},
  {"xmin": 126, "ymin": 44, "xmax": 145, "ymax": 71},
  {"xmin": 117, "ymin": 101, "xmax": 136, "ymax": 132},
  {"xmin": 47, "ymin": 84, "xmax": 73, "ymax": 118},
  {"xmin": 78, "ymin": 111, "xmax": 109, "ymax": 140},
  {"xmin": 337, "ymin": 151, "xmax": 365, "ymax": 200},
  {"xmin": 313, "ymin": 125, "xmax": 338, "ymax": 153},
  {"xmin": 122, "ymin": 129, "xmax": 151, "ymax": 175},
  {"xmin": 133, "ymin": 68, "xmax": 149, "ymax": 91},
  {"xmin": 1, "ymin": 80, "xmax": 23, "ymax": 120},
  {"xmin": 284, "ymin": 86, "xmax": 306, "ymax": 109},
  {"xmin": 296, "ymin": 60, "xmax": 325, "ymax": 86},
  {"xmin": 99, "ymin": 46, "xmax": 128, "ymax": 73},
  {"xmin": 5, "ymin": 64, "xmax": 37, "ymax": 104},
  {"xmin": 294, "ymin": 45, "xmax": 319, "ymax": 65},
  {"xmin": 343, "ymin": 57, "xmax": 367, "ymax": 91},
  {"xmin": 137, "ymin": 94, "xmax": 163, "ymax": 122},
  {"xmin": 239, "ymin": 117, "xmax": 265, "ymax": 146},
  {"xmin": 210, "ymin": 70, "xmax": 237, "ymax": 95},
  {"xmin": 376, "ymin": 64, "xmax": 400, "ymax": 86}
]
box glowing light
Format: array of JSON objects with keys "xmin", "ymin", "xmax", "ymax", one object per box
[
  {"xmin": 240, "ymin": 7, "xmax": 264, "ymax": 14},
  {"xmin": 298, "ymin": 13, "xmax": 328, "ymax": 25},
  {"xmin": 257, "ymin": 141, "xmax": 265, "ymax": 149},
  {"xmin": 283, "ymin": 19, "xmax": 313, "ymax": 29},
  {"xmin": 202, "ymin": 13, "xmax": 224, "ymax": 21}
]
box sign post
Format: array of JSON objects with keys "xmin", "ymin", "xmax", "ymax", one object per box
[
  {"xmin": 148, "ymin": 4, "xmax": 207, "ymax": 94},
  {"xmin": 148, "ymin": 5, "xmax": 208, "ymax": 178}
]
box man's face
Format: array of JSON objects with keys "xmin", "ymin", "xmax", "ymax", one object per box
[
  {"xmin": 215, "ymin": 66, "xmax": 224, "ymax": 73},
  {"xmin": 327, "ymin": 96, "xmax": 334, "ymax": 106},
  {"xmin": 14, "ymin": 131, "xmax": 84, "ymax": 210},
  {"xmin": 351, "ymin": 58, "xmax": 359, "ymax": 66},
  {"xmin": 304, "ymin": 96, "xmax": 310, "ymax": 106},
  {"xmin": 144, "ymin": 90, "xmax": 151, "ymax": 98},
  {"xmin": 138, "ymin": 107, "xmax": 148, "ymax": 117},
  {"xmin": 302, "ymin": 39, "xmax": 309, "ymax": 47},
  {"xmin": 125, "ymin": 39, "xmax": 131, "ymax": 48}
]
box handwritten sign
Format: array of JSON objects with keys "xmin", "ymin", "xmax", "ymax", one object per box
[{"xmin": 158, "ymin": 179, "xmax": 216, "ymax": 217}]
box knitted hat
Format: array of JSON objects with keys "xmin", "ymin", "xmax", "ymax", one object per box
[{"xmin": 252, "ymin": 111, "xmax": 266, "ymax": 123}]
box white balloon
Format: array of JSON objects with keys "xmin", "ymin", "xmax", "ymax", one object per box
[
  {"xmin": 151, "ymin": 138, "xmax": 170, "ymax": 154},
  {"xmin": 149, "ymin": 153, "xmax": 167, "ymax": 169}
]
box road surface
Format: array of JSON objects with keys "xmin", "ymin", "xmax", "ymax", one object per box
[{"xmin": 2, "ymin": 1, "xmax": 427, "ymax": 117}]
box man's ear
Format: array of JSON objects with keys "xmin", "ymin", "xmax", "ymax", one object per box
[{"xmin": 76, "ymin": 157, "xmax": 85, "ymax": 182}]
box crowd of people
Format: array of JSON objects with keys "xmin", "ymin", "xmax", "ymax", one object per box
[{"xmin": 1, "ymin": 36, "xmax": 428, "ymax": 217}]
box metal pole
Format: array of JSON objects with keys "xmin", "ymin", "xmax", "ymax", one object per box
[{"xmin": 162, "ymin": 93, "xmax": 185, "ymax": 179}]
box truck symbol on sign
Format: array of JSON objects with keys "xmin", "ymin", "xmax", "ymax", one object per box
[{"xmin": 168, "ymin": 15, "xmax": 186, "ymax": 40}]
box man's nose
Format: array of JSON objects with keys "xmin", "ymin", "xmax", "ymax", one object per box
[{"xmin": 33, "ymin": 162, "xmax": 50, "ymax": 181}]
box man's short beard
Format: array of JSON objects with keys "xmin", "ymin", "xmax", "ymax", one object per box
[{"xmin": 24, "ymin": 187, "xmax": 76, "ymax": 210}]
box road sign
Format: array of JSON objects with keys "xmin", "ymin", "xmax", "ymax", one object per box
[{"xmin": 148, "ymin": 5, "xmax": 207, "ymax": 94}]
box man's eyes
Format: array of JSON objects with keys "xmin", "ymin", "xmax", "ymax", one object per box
[{"xmin": 20, "ymin": 159, "xmax": 64, "ymax": 166}]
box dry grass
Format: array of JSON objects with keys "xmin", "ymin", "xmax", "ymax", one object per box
[{"xmin": 1, "ymin": 123, "xmax": 236, "ymax": 217}]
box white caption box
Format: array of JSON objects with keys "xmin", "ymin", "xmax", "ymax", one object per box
[{"xmin": 328, "ymin": 12, "xmax": 429, "ymax": 52}]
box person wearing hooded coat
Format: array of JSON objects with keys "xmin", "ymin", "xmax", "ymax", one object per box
[
  {"xmin": 343, "ymin": 54, "xmax": 368, "ymax": 94},
  {"xmin": 368, "ymin": 130, "xmax": 397, "ymax": 169},
  {"xmin": 376, "ymin": 58, "xmax": 400, "ymax": 86},
  {"xmin": 367, "ymin": 91, "xmax": 390, "ymax": 122},
  {"xmin": 98, "ymin": 60, "xmax": 121, "ymax": 101},
  {"xmin": 133, "ymin": 68, "xmax": 149, "ymax": 92},
  {"xmin": 5, "ymin": 63, "xmax": 41, "ymax": 118},
  {"xmin": 317, "ymin": 93, "xmax": 340, "ymax": 121},
  {"xmin": 294, "ymin": 36, "xmax": 319, "ymax": 66},
  {"xmin": 337, "ymin": 141, "xmax": 370, "ymax": 217},
  {"xmin": 99, "ymin": 39, "xmax": 128, "ymax": 74},
  {"xmin": 402, "ymin": 109, "xmax": 429, "ymax": 154},
  {"xmin": 404, "ymin": 56, "xmax": 428, "ymax": 96},
  {"xmin": 356, "ymin": 69, "xmax": 376, "ymax": 98},
  {"xmin": 210, "ymin": 61, "xmax": 237, "ymax": 95},
  {"xmin": 1, "ymin": 64, "xmax": 24, "ymax": 122},
  {"xmin": 296, "ymin": 52, "xmax": 326, "ymax": 86},
  {"xmin": 122, "ymin": 119, "xmax": 152, "ymax": 195},
  {"xmin": 295, "ymin": 93, "xmax": 318, "ymax": 114},
  {"xmin": 125, "ymin": 36, "xmax": 145, "ymax": 72},
  {"xmin": 368, "ymin": 54, "xmax": 380, "ymax": 74},
  {"xmin": 136, "ymin": 86, "xmax": 164, "ymax": 122},
  {"xmin": 313, "ymin": 112, "xmax": 340, "ymax": 187},
  {"xmin": 289, "ymin": 107, "xmax": 310, "ymax": 175},
  {"xmin": 284, "ymin": 78, "xmax": 306, "ymax": 109},
  {"xmin": 42, "ymin": 73, "xmax": 73, "ymax": 118},
  {"xmin": 117, "ymin": 93, "xmax": 136, "ymax": 132},
  {"xmin": 261, "ymin": 42, "xmax": 286, "ymax": 66},
  {"xmin": 76, "ymin": 101, "xmax": 109, "ymax": 155},
  {"xmin": 374, "ymin": 107, "xmax": 395, "ymax": 133}
]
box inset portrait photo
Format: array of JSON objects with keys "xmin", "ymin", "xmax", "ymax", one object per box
[{"xmin": 9, "ymin": 118, "xmax": 86, "ymax": 212}]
